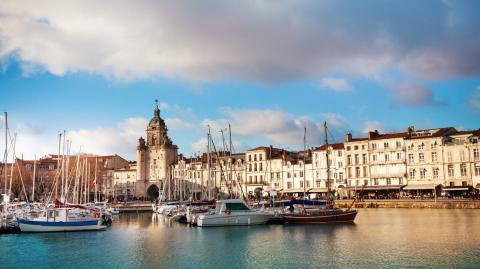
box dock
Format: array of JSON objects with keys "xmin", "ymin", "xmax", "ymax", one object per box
[{"xmin": 111, "ymin": 202, "xmax": 154, "ymax": 212}]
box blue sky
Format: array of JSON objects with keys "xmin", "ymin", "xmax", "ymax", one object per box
[{"xmin": 1, "ymin": 1, "xmax": 480, "ymax": 160}]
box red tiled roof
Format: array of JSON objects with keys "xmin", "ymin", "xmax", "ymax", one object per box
[{"xmin": 314, "ymin": 143, "xmax": 344, "ymax": 151}]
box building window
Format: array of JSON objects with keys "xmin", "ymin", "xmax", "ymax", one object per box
[
  {"xmin": 254, "ymin": 163, "xmax": 257, "ymax": 171},
  {"xmin": 287, "ymin": 182, "xmax": 292, "ymax": 189},
  {"xmin": 363, "ymin": 166, "xmax": 367, "ymax": 177},
  {"xmin": 248, "ymin": 155, "xmax": 251, "ymax": 162},
  {"xmin": 306, "ymin": 181, "xmax": 310, "ymax": 188},
  {"xmin": 300, "ymin": 181, "xmax": 304, "ymax": 188},
  {"xmin": 386, "ymin": 178, "xmax": 391, "ymax": 185},
  {"xmin": 372, "ymin": 154, "xmax": 377, "ymax": 161},
  {"xmin": 385, "ymin": 154, "xmax": 390, "ymax": 161},
  {"xmin": 362, "ymin": 145, "xmax": 366, "ymax": 150},
  {"xmin": 338, "ymin": 151, "xmax": 342, "ymax": 157},
  {"xmin": 419, "ymin": 153, "xmax": 424, "ymax": 162},
  {"xmin": 339, "ymin": 172, "xmax": 343, "ymax": 180},
  {"xmin": 448, "ymin": 165, "xmax": 454, "ymax": 177},
  {"xmin": 259, "ymin": 163, "xmax": 263, "ymax": 171},
  {"xmin": 248, "ymin": 164, "xmax": 252, "ymax": 172},
  {"xmin": 259, "ymin": 154, "xmax": 262, "ymax": 161},
  {"xmin": 475, "ymin": 164, "xmax": 480, "ymax": 176},
  {"xmin": 254, "ymin": 154, "xmax": 257, "ymax": 161},
  {"xmin": 346, "ymin": 146, "xmax": 351, "ymax": 151},
  {"xmin": 354, "ymin": 145, "xmax": 359, "ymax": 150},
  {"xmin": 461, "ymin": 164, "xmax": 467, "ymax": 177},
  {"xmin": 396, "ymin": 141, "xmax": 402, "ymax": 148},
  {"xmin": 348, "ymin": 167, "xmax": 352, "ymax": 178},
  {"xmin": 474, "ymin": 149, "xmax": 479, "ymax": 161},
  {"xmin": 432, "ymin": 152, "xmax": 437, "ymax": 162},
  {"xmin": 338, "ymin": 162, "xmax": 343, "ymax": 168},
  {"xmin": 408, "ymin": 143, "xmax": 414, "ymax": 150},
  {"xmin": 384, "ymin": 142, "xmax": 389, "ymax": 149},
  {"xmin": 276, "ymin": 172, "xmax": 280, "ymax": 179},
  {"xmin": 316, "ymin": 180, "xmax": 321, "ymax": 188},
  {"xmin": 397, "ymin": 152, "xmax": 402, "ymax": 160},
  {"xmin": 355, "ymin": 167, "xmax": 360, "ymax": 178},
  {"xmin": 347, "ymin": 155, "xmax": 352, "ymax": 165},
  {"xmin": 362, "ymin": 154, "xmax": 367, "ymax": 164},
  {"xmin": 287, "ymin": 172, "xmax": 291, "ymax": 178},
  {"xmin": 418, "ymin": 143, "xmax": 425, "ymax": 150},
  {"xmin": 399, "ymin": 178, "xmax": 403, "ymax": 185},
  {"xmin": 374, "ymin": 179, "xmax": 379, "ymax": 185},
  {"xmin": 408, "ymin": 154, "xmax": 414, "ymax": 163},
  {"xmin": 299, "ymin": 171, "xmax": 304, "ymax": 177},
  {"xmin": 372, "ymin": 143, "xmax": 377, "ymax": 150},
  {"xmin": 433, "ymin": 167, "xmax": 439, "ymax": 179},
  {"xmin": 409, "ymin": 169, "xmax": 416, "ymax": 179},
  {"xmin": 355, "ymin": 154, "xmax": 359, "ymax": 164},
  {"xmin": 420, "ymin": 169, "xmax": 426, "ymax": 179}
]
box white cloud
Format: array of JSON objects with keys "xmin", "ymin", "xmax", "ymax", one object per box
[
  {"xmin": 362, "ymin": 120, "xmax": 385, "ymax": 134},
  {"xmin": 0, "ymin": 1, "xmax": 478, "ymax": 85},
  {"xmin": 470, "ymin": 86, "xmax": 480, "ymax": 109},
  {"xmin": 165, "ymin": 118, "xmax": 195, "ymax": 131},
  {"xmin": 201, "ymin": 107, "xmax": 324, "ymax": 147},
  {"xmin": 320, "ymin": 78, "xmax": 351, "ymax": 92},
  {"xmin": 67, "ymin": 117, "xmax": 148, "ymax": 159}
]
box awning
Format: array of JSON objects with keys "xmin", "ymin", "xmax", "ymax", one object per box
[
  {"xmin": 443, "ymin": 187, "xmax": 469, "ymax": 191},
  {"xmin": 347, "ymin": 185, "xmax": 404, "ymax": 191},
  {"xmin": 403, "ymin": 183, "xmax": 437, "ymax": 190},
  {"xmin": 307, "ymin": 188, "xmax": 328, "ymax": 193},
  {"xmin": 280, "ymin": 188, "xmax": 307, "ymax": 193},
  {"xmin": 476, "ymin": 184, "xmax": 480, "ymax": 189}
]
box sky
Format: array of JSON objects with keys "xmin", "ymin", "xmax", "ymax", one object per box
[{"xmin": 1, "ymin": 0, "xmax": 480, "ymax": 161}]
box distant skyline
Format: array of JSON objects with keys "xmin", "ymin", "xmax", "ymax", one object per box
[{"xmin": 1, "ymin": 1, "xmax": 480, "ymax": 160}]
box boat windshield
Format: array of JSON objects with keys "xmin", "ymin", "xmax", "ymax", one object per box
[{"xmin": 225, "ymin": 202, "xmax": 250, "ymax": 211}]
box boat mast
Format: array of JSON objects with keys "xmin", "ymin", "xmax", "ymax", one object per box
[
  {"xmin": 3, "ymin": 112, "xmax": 7, "ymax": 196},
  {"xmin": 8, "ymin": 133, "xmax": 16, "ymax": 198},
  {"xmin": 94, "ymin": 156, "xmax": 97, "ymax": 203},
  {"xmin": 303, "ymin": 126, "xmax": 306, "ymax": 199},
  {"xmin": 55, "ymin": 132, "xmax": 62, "ymax": 198},
  {"xmin": 61, "ymin": 130, "xmax": 66, "ymax": 202},
  {"xmin": 207, "ymin": 126, "xmax": 211, "ymax": 200},
  {"xmin": 31, "ymin": 155, "xmax": 36, "ymax": 201},
  {"xmin": 324, "ymin": 122, "xmax": 332, "ymax": 205}
]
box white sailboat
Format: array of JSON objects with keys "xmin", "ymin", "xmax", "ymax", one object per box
[{"xmin": 17, "ymin": 206, "xmax": 106, "ymax": 232}]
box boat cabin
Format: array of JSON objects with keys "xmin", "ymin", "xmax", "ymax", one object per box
[{"xmin": 215, "ymin": 199, "xmax": 251, "ymax": 214}]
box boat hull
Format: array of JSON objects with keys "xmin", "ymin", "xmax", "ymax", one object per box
[
  {"xmin": 17, "ymin": 219, "xmax": 106, "ymax": 232},
  {"xmin": 283, "ymin": 210, "xmax": 357, "ymax": 224},
  {"xmin": 197, "ymin": 213, "xmax": 272, "ymax": 227}
]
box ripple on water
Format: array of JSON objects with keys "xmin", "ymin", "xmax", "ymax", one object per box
[{"xmin": 1, "ymin": 209, "xmax": 480, "ymax": 269}]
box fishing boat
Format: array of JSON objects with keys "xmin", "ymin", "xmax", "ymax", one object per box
[
  {"xmin": 196, "ymin": 199, "xmax": 273, "ymax": 227},
  {"xmin": 282, "ymin": 122, "xmax": 358, "ymax": 224},
  {"xmin": 17, "ymin": 207, "xmax": 106, "ymax": 232}
]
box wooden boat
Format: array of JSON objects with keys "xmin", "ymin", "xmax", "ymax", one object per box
[{"xmin": 281, "ymin": 122, "xmax": 358, "ymax": 224}]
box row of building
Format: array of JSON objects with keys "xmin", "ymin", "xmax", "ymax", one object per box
[
  {"xmin": 3, "ymin": 105, "xmax": 480, "ymax": 201},
  {"xmin": 106, "ymin": 105, "xmax": 480, "ymax": 200}
]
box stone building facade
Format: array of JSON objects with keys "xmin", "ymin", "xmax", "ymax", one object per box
[{"xmin": 136, "ymin": 105, "xmax": 178, "ymax": 199}]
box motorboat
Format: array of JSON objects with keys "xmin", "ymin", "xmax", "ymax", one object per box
[{"xmin": 196, "ymin": 199, "xmax": 273, "ymax": 227}]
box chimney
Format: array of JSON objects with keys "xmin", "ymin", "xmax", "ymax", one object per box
[
  {"xmin": 367, "ymin": 131, "xmax": 377, "ymax": 140},
  {"xmin": 345, "ymin": 133, "xmax": 352, "ymax": 142},
  {"xmin": 407, "ymin": 126, "xmax": 414, "ymax": 136}
]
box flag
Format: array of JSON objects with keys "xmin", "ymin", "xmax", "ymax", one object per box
[{"xmin": 92, "ymin": 178, "xmax": 97, "ymax": 187}]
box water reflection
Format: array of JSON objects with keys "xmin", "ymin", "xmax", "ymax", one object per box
[{"xmin": 1, "ymin": 209, "xmax": 480, "ymax": 268}]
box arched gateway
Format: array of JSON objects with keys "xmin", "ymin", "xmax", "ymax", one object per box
[{"xmin": 147, "ymin": 184, "xmax": 160, "ymax": 200}]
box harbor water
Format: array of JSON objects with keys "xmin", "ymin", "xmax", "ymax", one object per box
[{"xmin": 1, "ymin": 209, "xmax": 480, "ymax": 268}]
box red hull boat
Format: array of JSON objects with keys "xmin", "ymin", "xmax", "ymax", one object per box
[{"xmin": 283, "ymin": 208, "xmax": 357, "ymax": 224}]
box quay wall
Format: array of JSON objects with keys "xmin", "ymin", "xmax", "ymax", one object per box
[
  {"xmin": 335, "ymin": 199, "xmax": 480, "ymax": 209},
  {"xmin": 112, "ymin": 202, "xmax": 154, "ymax": 212}
]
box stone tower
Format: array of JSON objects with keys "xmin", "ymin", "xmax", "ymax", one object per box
[{"xmin": 136, "ymin": 103, "xmax": 178, "ymax": 199}]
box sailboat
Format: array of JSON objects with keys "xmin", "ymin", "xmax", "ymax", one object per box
[{"xmin": 282, "ymin": 122, "xmax": 358, "ymax": 224}]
